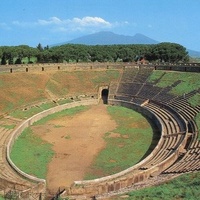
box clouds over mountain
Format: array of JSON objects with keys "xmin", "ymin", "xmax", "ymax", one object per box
[{"xmin": 12, "ymin": 16, "xmax": 127, "ymax": 33}]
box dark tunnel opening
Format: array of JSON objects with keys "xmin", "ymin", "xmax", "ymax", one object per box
[{"xmin": 101, "ymin": 89, "xmax": 109, "ymax": 104}]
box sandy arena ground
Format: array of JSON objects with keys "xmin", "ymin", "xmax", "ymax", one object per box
[{"xmin": 32, "ymin": 104, "xmax": 116, "ymax": 193}]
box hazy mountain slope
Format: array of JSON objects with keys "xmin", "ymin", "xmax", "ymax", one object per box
[
  {"xmin": 52, "ymin": 31, "xmax": 200, "ymax": 58},
  {"xmin": 55, "ymin": 31, "xmax": 159, "ymax": 46}
]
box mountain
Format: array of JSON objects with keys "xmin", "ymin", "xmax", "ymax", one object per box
[
  {"xmin": 187, "ymin": 49, "xmax": 200, "ymax": 58},
  {"xmin": 52, "ymin": 31, "xmax": 200, "ymax": 58},
  {"xmin": 56, "ymin": 31, "xmax": 159, "ymax": 46}
]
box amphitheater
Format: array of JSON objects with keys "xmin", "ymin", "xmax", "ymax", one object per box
[{"xmin": 0, "ymin": 63, "xmax": 199, "ymax": 200}]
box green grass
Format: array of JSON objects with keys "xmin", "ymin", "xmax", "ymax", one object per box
[
  {"xmin": 45, "ymin": 70, "xmax": 120, "ymax": 97},
  {"xmin": 10, "ymin": 127, "xmax": 54, "ymax": 179},
  {"xmin": 34, "ymin": 105, "xmax": 89, "ymax": 125},
  {"xmin": 10, "ymin": 106, "xmax": 43, "ymax": 119},
  {"xmin": 65, "ymin": 135, "xmax": 71, "ymax": 139},
  {"xmin": 148, "ymin": 71, "xmax": 200, "ymax": 96},
  {"xmin": 39, "ymin": 102, "xmax": 57, "ymax": 110},
  {"xmin": 84, "ymin": 106, "xmax": 156, "ymax": 180},
  {"xmin": 195, "ymin": 113, "xmax": 200, "ymax": 140},
  {"xmin": 57, "ymin": 98, "xmax": 73, "ymax": 105},
  {"xmin": 10, "ymin": 102, "xmax": 59, "ymax": 119},
  {"xmin": 9, "ymin": 99, "xmax": 77, "ymax": 119},
  {"xmin": 147, "ymin": 70, "xmax": 166, "ymax": 83},
  {"xmin": 46, "ymin": 79, "xmax": 69, "ymax": 96},
  {"xmin": 91, "ymin": 70, "xmax": 120, "ymax": 84},
  {"xmin": 0, "ymin": 79, "xmax": 4, "ymax": 87},
  {"xmin": 188, "ymin": 93, "xmax": 200, "ymax": 107},
  {"xmin": 0, "ymin": 196, "xmax": 4, "ymax": 200},
  {"xmin": 54, "ymin": 125, "xmax": 64, "ymax": 128},
  {"xmin": 123, "ymin": 172, "xmax": 200, "ymax": 200},
  {"xmin": 151, "ymin": 71, "xmax": 200, "ymax": 95},
  {"xmin": 10, "ymin": 105, "xmax": 90, "ymax": 179},
  {"xmin": 0, "ymin": 124, "xmax": 16, "ymax": 129}
]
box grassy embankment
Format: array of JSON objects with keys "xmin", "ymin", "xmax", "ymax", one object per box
[
  {"xmin": 5, "ymin": 69, "xmax": 121, "ymax": 180},
  {"xmin": 4, "ymin": 69, "xmax": 200, "ymax": 198},
  {"xmin": 195, "ymin": 113, "xmax": 200, "ymax": 141},
  {"xmin": 118, "ymin": 70, "xmax": 200, "ymax": 199},
  {"xmin": 148, "ymin": 70, "xmax": 200, "ymax": 140},
  {"xmin": 113, "ymin": 172, "xmax": 200, "ymax": 200},
  {"xmin": 0, "ymin": 69, "xmax": 120, "ymax": 118},
  {"xmin": 148, "ymin": 70, "xmax": 200, "ymax": 98},
  {"xmin": 10, "ymin": 99, "xmax": 73, "ymax": 120}
]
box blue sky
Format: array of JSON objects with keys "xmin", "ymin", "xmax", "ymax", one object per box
[{"xmin": 0, "ymin": 0, "xmax": 200, "ymax": 51}]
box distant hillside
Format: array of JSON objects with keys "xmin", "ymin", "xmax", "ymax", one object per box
[
  {"xmin": 187, "ymin": 49, "xmax": 200, "ymax": 58},
  {"xmin": 54, "ymin": 31, "xmax": 159, "ymax": 46},
  {"xmin": 52, "ymin": 31, "xmax": 200, "ymax": 58}
]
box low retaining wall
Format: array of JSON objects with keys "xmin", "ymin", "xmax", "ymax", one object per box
[
  {"xmin": 5, "ymin": 98, "xmax": 188, "ymax": 198},
  {"xmin": 67, "ymin": 100, "xmax": 163, "ymax": 195},
  {"xmin": 0, "ymin": 63, "xmax": 124, "ymax": 73},
  {"xmin": 6, "ymin": 99, "xmax": 98, "ymax": 193},
  {"xmin": 0, "ymin": 63, "xmax": 199, "ymax": 74},
  {"xmin": 67, "ymin": 99, "xmax": 188, "ymax": 197}
]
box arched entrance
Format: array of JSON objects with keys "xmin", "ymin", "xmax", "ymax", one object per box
[{"xmin": 101, "ymin": 89, "xmax": 109, "ymax": 104}]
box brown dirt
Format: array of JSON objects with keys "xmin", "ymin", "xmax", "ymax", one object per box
[{"xmin": 32, "ymin": 104, "xmax": 117, "ymax": 192}]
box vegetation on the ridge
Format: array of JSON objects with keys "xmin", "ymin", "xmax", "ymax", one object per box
[
  {"xmin": 0, "ymin": 42, "xmax": 189, "ymax": 64},
  {"xmin": 84, "ymin": 106, "xmax": 158, "ymax": 179}
]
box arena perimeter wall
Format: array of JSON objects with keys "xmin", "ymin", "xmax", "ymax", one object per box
[
  {"xmin": 6, "ymin": 99, "xmax": 98, "ymax": 193},
  {"xmin": 5, "ymin": 97, "xmax": 188, "ymax": 197},
  {"xmin": 0, "ymin": 63, "xmax": 199, "ymax": 73},
  {"xmin": 66, "ymin": 99, "xmax": 188, "ymax": 197}
]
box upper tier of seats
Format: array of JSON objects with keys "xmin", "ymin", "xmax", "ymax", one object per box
[{"xmin": 110, "ymin": 66, "xmax": 200, "ymax": 174}]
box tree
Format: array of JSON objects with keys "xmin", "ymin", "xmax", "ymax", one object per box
[
  {"xmin": 151, "ymin": 42, "xmax": 189, "ymax": 63},
  {"xmin": 37, "ymin": 43, "xmax": 43, "ymax": 52},
  {"xmin": 117, "ymin": 46, "xmax": 133, "ymax": 62}
]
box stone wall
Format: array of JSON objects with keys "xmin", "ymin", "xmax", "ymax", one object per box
[
  {"xmin": 6, "ymin": 99, "xmax": 98, "ymax": 195},
  {"xmin": 0, "ymin": 62, "xmax": 199, "ymax": 73},
  {"xmin": 66, "ymin": 99, "xmax": 188, "ymax": 197}
]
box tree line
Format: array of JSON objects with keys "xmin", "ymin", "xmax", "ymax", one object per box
[{"xmin": 0, "ymin": 42, "xmax": 189, "ymax": 65}]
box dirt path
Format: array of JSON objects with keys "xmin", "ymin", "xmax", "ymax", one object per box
[{"xmin": 33, "ymin": 104, "xmax": 116, "ymax": 193}]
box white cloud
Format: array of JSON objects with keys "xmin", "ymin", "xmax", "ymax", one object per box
[
  {"xmin": 12, "ymin": 16, "xmax": 129, "ymax": 33},
  {"xmin": 37, "ymin": 16, "xmax": 111, "ymax": 28},
  {"xmin": 12, "ymin": 20, "xmax": 36, "ymax": 28},
  {"xmin": 37, "ymin": 17, "xmax": 64, "ymax": 25},
  {"xmin": 72, "ymin": 16, "xmax": 111, "ymax": 27},
  {"xmin": 0, "ymin": 22, "xmax": 11, "ymax": 30}
]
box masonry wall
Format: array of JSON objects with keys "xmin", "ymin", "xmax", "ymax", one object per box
[
  {"xmin": 0, "ymin": 62, "xmax": 199, "ymax": 73},
  {"xmin": 6, "ymin": 99, "xmax": 98, "ymax": 195},
  {"xmin": 66, "ymin": 99, "xmax": 188, "ymax": 197}
]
